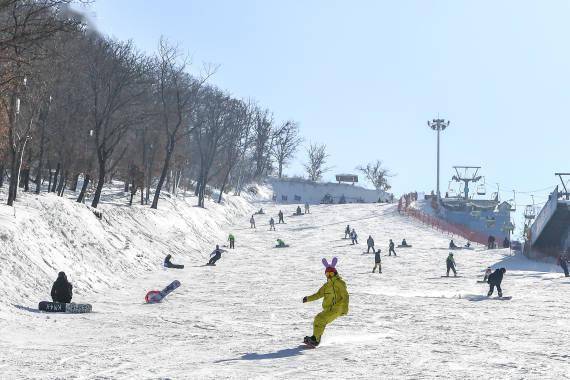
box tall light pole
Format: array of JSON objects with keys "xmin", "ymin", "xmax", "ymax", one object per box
[{"xmin": 427, "ymin": 118, "xmax": 450, "ymax": 200}]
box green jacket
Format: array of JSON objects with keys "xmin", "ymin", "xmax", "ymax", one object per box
[
  {"xmin": 228, "ymin": 234, "xmax": 235, "ymax": 241},
  {"xmin": 307, "ymin": 275, "xmax": 349, "ymax": 315}
]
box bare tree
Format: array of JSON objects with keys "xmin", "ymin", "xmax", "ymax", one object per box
[
  {"xmin": 150, "ymin": 38, "xmax": 212, "ymax": 209},
  {"xmin": 252, "ymin": 108, "xmax": 274, "ymax": 178},
  {"xmin": 304, "ymin": 143, "xmax": 330, "ymax": 182},
  {"xmin": 357, "ymin": 160, "xmax": 393, "ymax": 191},
  {"xmin": 272, "ymin": 120, "xmax": 302, "ymax": 178},
  {"xmin": 84, "ymin": 37, "xmax": 150, "ymax": 208}
]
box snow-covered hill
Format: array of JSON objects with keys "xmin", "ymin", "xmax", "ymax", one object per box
[
  {"xmin": 1, "ymin": 192, "xmax": 570, "ymax": 379},
  {"xmin": 0, "ymin": 184, "xmax": 258, "ymax": 311}
]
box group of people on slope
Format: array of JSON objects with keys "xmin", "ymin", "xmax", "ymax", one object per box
[{"xmin": 446, "ymin": 254, "xmax": 507, "ymax": 297}]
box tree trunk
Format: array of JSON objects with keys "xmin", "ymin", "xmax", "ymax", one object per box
[
  {"xmin": 56, "ymin": 171, "xmax": 66, "ymax": 196},
  {"xmin": 77, "ymin": 174, "xmax": 90, "ymax": 203},
  {"xmin": 51, "ymin": 163, "xmax": 60, "ymax": 192},
  {"xmin": 218, "ymin": 167, "xmax": 231, "ymax": 203},
  {"xmin": 47, "ymin": 167, "xmax": 52, "ymax": 192},
  {"xmin": 151, "ymin": 137, "xmax": 175, "ymax": 210},
  {"xmin": 91, "ymin": 158, "xmax": 106, "ymax": 208},
  {"xmin": 70, "ymin": 173, "xmax": 80, "ymax": 192},
  {"xmin": 22, "ymin": 168, "xmax": 30, "ymax": 191},
  {"xmin": 0, "ymin": 164, "xmax": 4, "ymax": 187},
  {"xmin": 7, "ymin": 149, "xmax": 18, "ymax": 206}
]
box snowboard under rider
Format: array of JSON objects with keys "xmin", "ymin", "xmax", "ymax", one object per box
[
  {"xmin": 446, "ymin": 253, "xmax": 457, "ymax": 277},
  {"xmin": 208, "ymin": 245, "xmax": 225, "ymax": 265},
  {"xmin": 373, "ymin": 249, "xmax": 382, "ymax": 273},
  {"xmin": 51, "ymin": 271, "xmax": 73, "ymax": 303},
  {"xmin": 389, "ymin": 239, "xmax": 397, "ymax": 256},
  {"xmin": 487, "ymin": 268, "xmax": 506, "ymax": 297},
  {"xmin": 367, "ymin": 236, "xmax": 375, "ymax": 253},
  {"xmin": 303, "ymin": 257, "xmax": 349, "ymax": 347}
]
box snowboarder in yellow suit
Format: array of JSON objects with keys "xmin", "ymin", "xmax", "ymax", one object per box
[{"xmin": 303, "ymin": 257, "xmax": 349, "ymax": 346}]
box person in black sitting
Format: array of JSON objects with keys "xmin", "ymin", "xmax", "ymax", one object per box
[
  {"xmin": 401, "ymin": 239, "xmax": 409, "ymax": 247},
  {"xmin": 449, "ymin": 239, "xmax": 458, "ymax": 249},
  {"xmin": 164, "ymin": 254, "xmax": 184, "ymax": 269},
  {"xmin": 51, "ymin": 271, "xmax": 73, "ymax": 303}
]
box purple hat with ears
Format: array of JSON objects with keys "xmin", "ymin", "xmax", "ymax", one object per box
[{"xmin": 322, "ymin": 257, "xmax": 338, "ymax": 274}]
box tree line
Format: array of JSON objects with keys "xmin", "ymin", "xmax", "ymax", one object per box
[{"xmin": 0, "ymin": 0, "xmax": 310, "ymax": 209}]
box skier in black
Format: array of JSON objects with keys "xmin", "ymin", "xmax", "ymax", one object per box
[
  {"xmin": 208, "ymin": 245, "xmax": 225, "ymax": 265},
  {"xmin": 446, "ymin": 253, "xmax": 457, "ymax": 277},
  {"xmin": 487, "ymin": 268, "xmax": 506, "ymax": 297},
  {"xmin": 367, "ymin": 235, "xmax": 375, "ymax": 253},
  {"xmin": 449, "ymin": 239, "xmax": 458, "ymax": 249},
  {"xmin": 296, "ymin": 205, "xmax": 302, "ymax": 215},
  {"xmin": 487, "ymin": 235, "xmax": 496, "ymax": 249},
  {"xmin": 269, "ymin": 217, "xmax": 276, "ymax": 231},
  {"xmin": 388, "ymin": 239, "xmax": 397, "ymax": 256},
  {"xmin": 372, "ymin": 249, "xmax": 382, "ymax": 273},
  {"xmin": 278, "ymin": 210, "xmax": 285, "ymax": 224},
  {"xmin": 344, "ymin": 225, "xmax": 351, "ymax": 239},
  {"xmin": 558, "ymin": 255, "xmax": 569, "ymax": 277},
  {"xmin": 51, "ymin": 272, "xmax": 73, "ymax": 303}
]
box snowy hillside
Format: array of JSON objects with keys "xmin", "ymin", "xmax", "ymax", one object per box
[
  {"xmin": 2, "ymin": 198, "xmax": 570, "ymax": 379},
  {"xmin": 0, "ymin": 184, "xmax": 259, "ymax": 311}
]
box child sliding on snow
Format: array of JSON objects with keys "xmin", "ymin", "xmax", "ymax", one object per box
[{"xmin": 303, "ymin": 257, "xmax": 349, "ymax": 347}]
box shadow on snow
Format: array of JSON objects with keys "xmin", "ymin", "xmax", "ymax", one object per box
[{"xmin": 214, "ymin": 345, "xmax": 309, "ymax": 363}]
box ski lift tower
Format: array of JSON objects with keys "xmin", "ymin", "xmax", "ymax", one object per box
[
  {"xmin": 427, "ymin": 118, "xmax": 450, "ymax": 200},
  {"xmin": 555, "ymin": 173, "xmax": 570, "ymax": 200},
  {"xmin": 451, "ymin": 166, "xmax": 483, "ymax": 200}
]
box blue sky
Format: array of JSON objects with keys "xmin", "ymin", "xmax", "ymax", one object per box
[{"xmin": 77, "ymin": 0, "xmax": 570, "ymax": 235}]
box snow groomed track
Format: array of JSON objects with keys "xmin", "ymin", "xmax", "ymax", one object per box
[{"xmin": 2, "ymin": 203, "xmax": 570, "ymax": 379}]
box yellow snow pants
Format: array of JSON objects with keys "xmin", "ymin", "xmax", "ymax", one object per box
[{"xmin": 313, "ymin": 309, "xmax": 343, "ymax": 341}]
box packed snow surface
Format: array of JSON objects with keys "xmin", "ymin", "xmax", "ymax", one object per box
[{"xmin": 1, "ymin": 199, "xmax": 570, "ymax": 379}]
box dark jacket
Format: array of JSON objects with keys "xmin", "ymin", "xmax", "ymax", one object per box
[
  {"xmin": 488, "ymin": 268, "xmax": 506, "ymax": 285},
  {"xmin": 367, "ymin": 237, "xmax": 374, "ymax": 247},
  {"xmin": 389, "ymin": 241, "xmax": 395, "ymax": 249},
  {"xmin": 374, "ymin": 251, "xmax": 381, "ymax": 263},
  {"xmin": 51, "ymin": 272, "xmax": 73, "ymax": 303}
]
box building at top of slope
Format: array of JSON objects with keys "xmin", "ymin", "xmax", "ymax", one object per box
[{"xmin": 266, "ymin": 177, "xmax": 392, "ymax": 204}]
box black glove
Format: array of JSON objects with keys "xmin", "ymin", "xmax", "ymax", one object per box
[{"xmin": 302, "ymin": 296, "xmax": 307, "ymax": 303}]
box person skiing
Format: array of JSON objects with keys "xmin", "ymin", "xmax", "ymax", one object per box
[
  {"xmin": 304, "ymin": 202, "xmax": 310, "ymax": 214},
  {"xmin": 367, "ymin": 235, "xmax": 375, "ymax": 253},
  {"xmin": 278, "ymin": 210, "xmax": 285, "ymax": 224},
  {"xmin": 269, "ymin": 217, "xmax": 276, "ymax": 231},
  {"xmin": 276, "ymin": 238, "xmax": 286, "ymax": 248},
  {"xmin": 487, "ymin": 268, "xmax": 506, "ymax": 297},
  {"xmin": 51, "ymin": 271, "xmax": 73, "ymax": 303},
  {"xmin": 344, "ymin": 225, "xmax": 351, "ymax": 239},
  {"xmin": 373, "ymin": 249, "xmax": 382, "ymax": 273},
  {"xmin": 164, "ymin": 254, "xmax": 184, "ymax": 269},
  {"xmin": 446, "ymin": 253, "xmax": 457, "ymax": 277},
  {"xmin": 250, "ymin": 215, "xmax": 256, "ymax": 229},
  {"xmin": 449, "ymin": 239, "xmax": 458, "ymax": 249},
  {"xmin": 207, "ymin": 245, "xmax": 225, "ymax": 265},
  {"xmin": 296, "ymin": 205, "xmax": 302, "ymax": 215},
  {"xmin": 557, "ymin": 255, "xmax": 569, "ymax": 277},
  {"xmin": 389, "ymin": 239, "xmax": 397, "ymax": 256},
  {"xmin": 303, "ymin": 257, "xmax": 349, "ymax": 347},
  {"xmin": 350, "ymin": 229, "xmax": 358, "ymax": 245},
  {"xmin": 228, "ymin": 234, "xmax": 235, "ymax": 249},
  {"xmin": 483, "ymin": 266, "xmax": 492, "ymax": 282}
]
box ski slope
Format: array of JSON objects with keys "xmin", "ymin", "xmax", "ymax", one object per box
[{"xmin": 2, "ymin": 201, "xmax": 570, "ymax": 379}]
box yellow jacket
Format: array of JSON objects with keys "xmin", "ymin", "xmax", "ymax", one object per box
[{"xmin": 307, "ymin": 275, "xmax": 349, "ymax": 315}]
